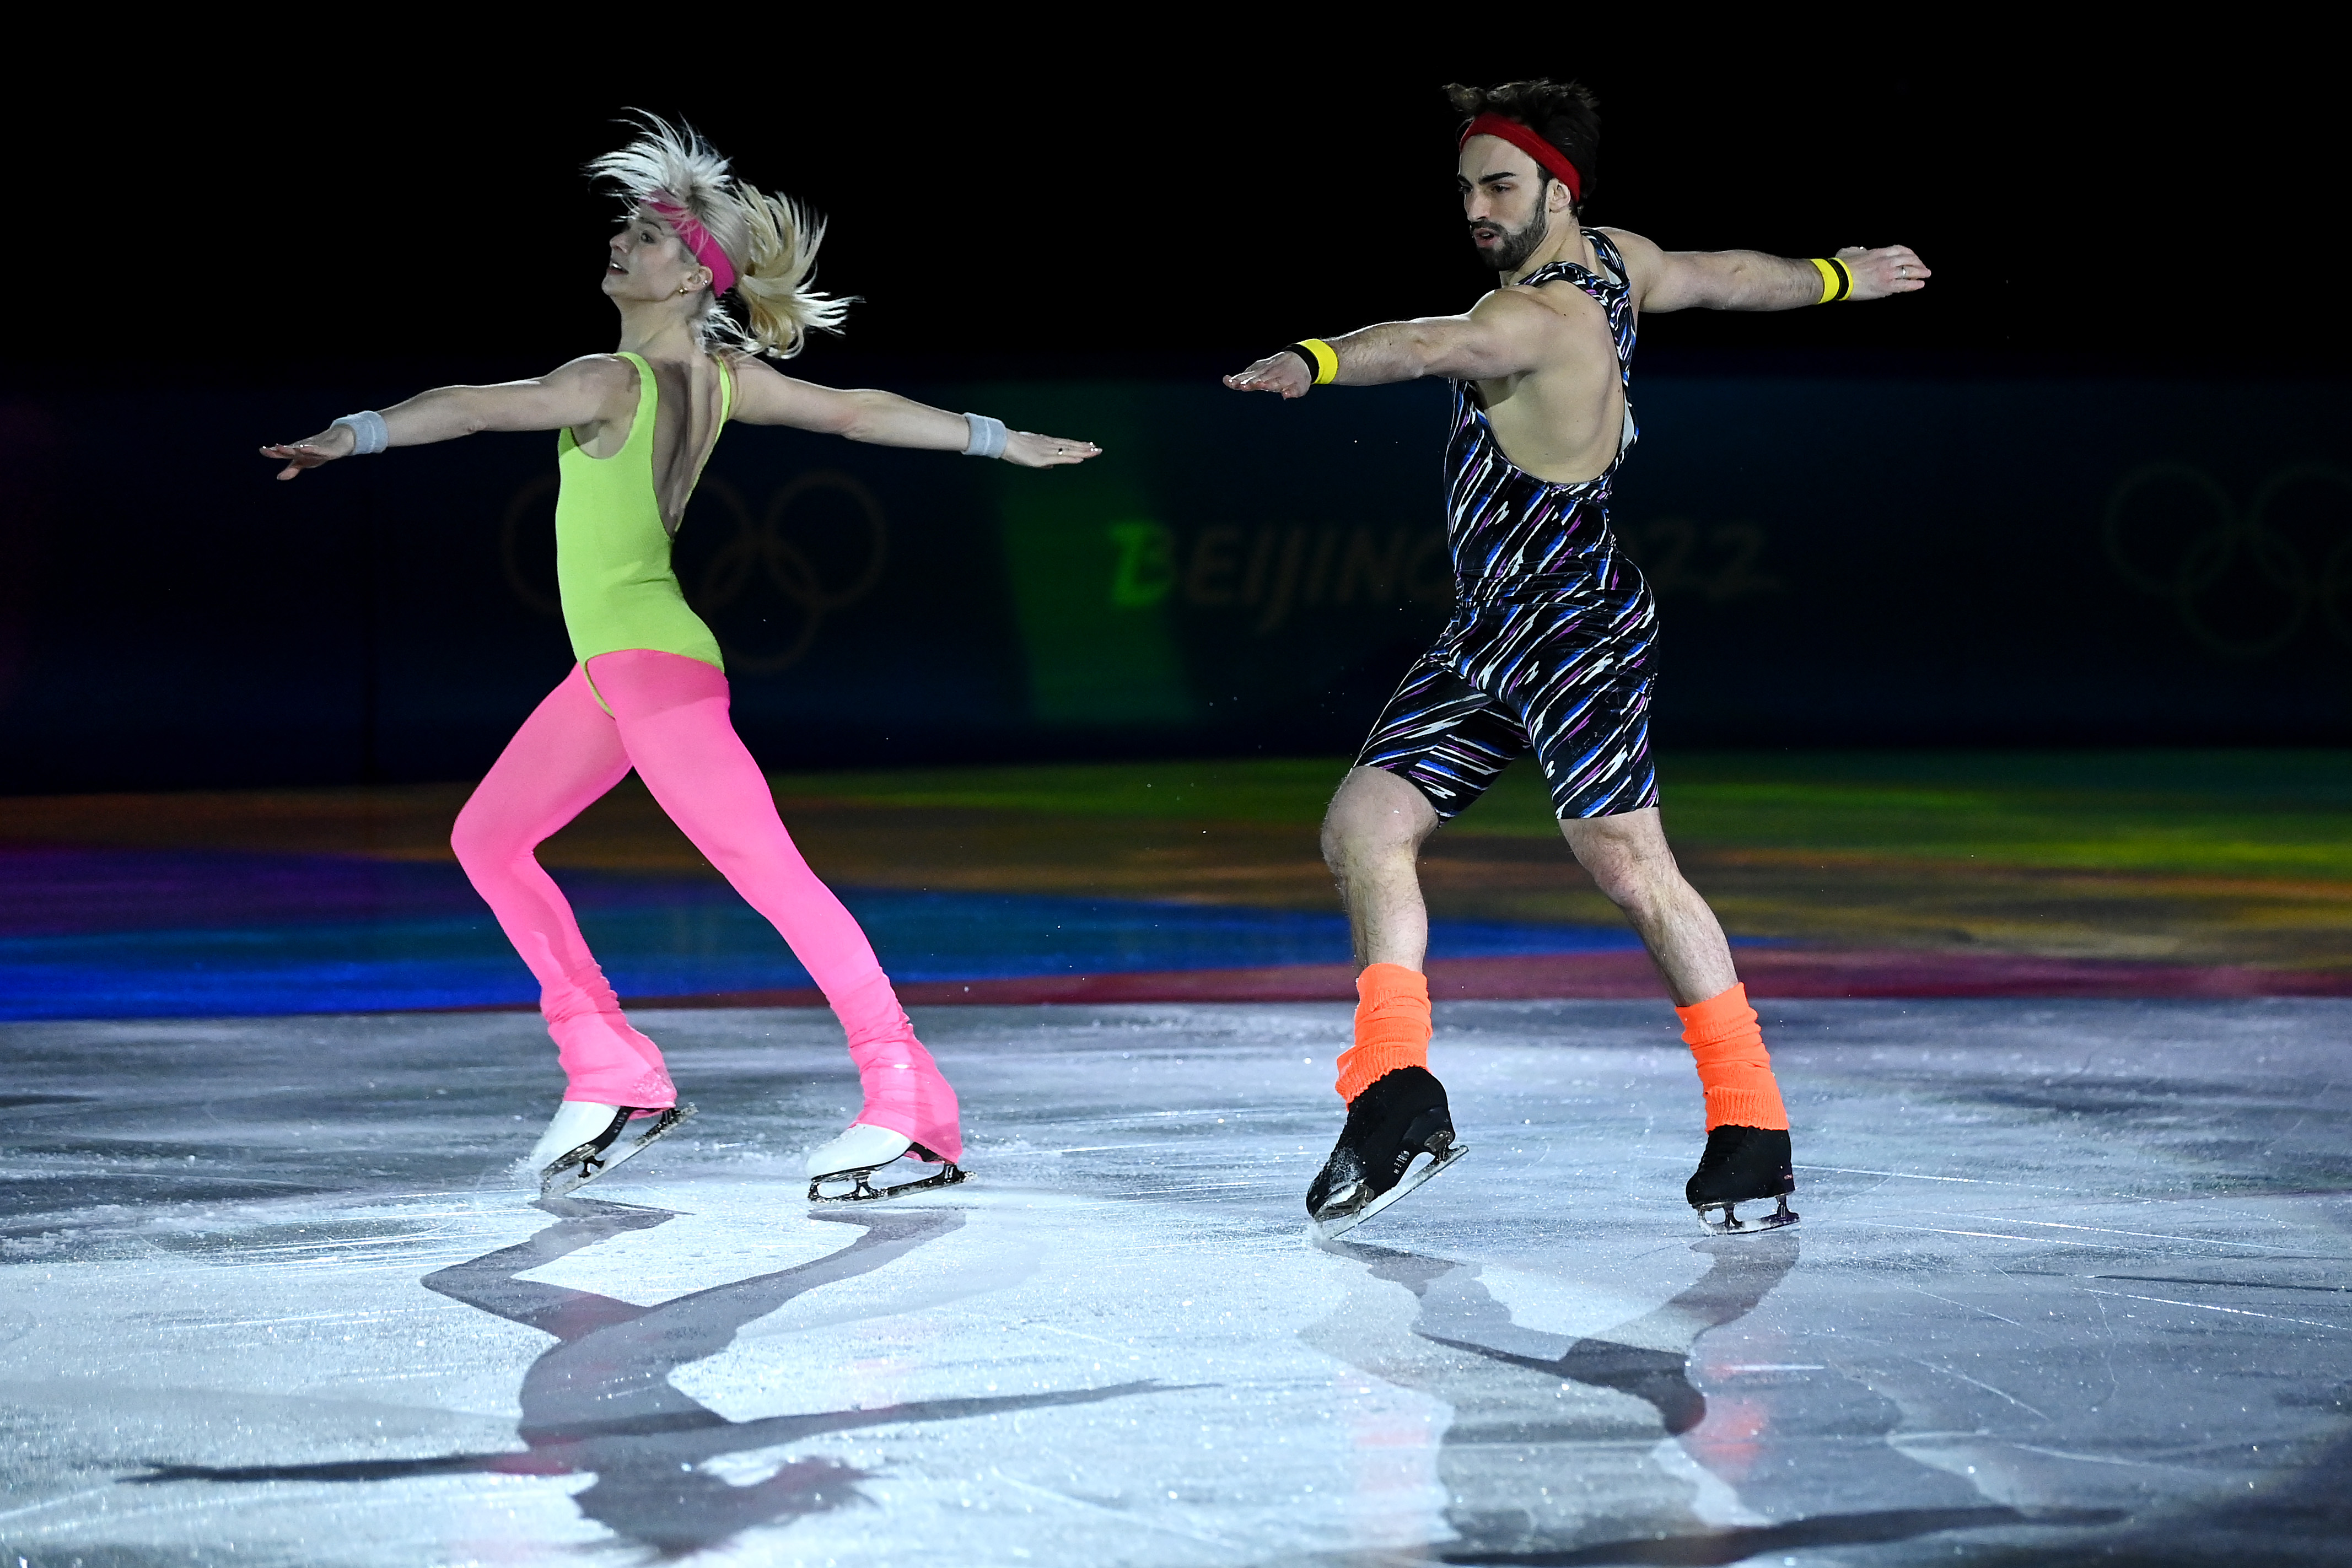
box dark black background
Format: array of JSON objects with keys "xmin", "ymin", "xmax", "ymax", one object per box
[
  {"xmin": 25, "ymin": 32, "xmax": 2342, "ymax": 382},
  {"xmin": 3, "ymin": 30, "xmax": 2345, "ymax": 791}
]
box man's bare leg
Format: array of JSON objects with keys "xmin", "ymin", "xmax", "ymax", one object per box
[
  {"xmin": 1321, "ymin": 765, "xmax": 1441, "ymax": 971},
  {"xmin": 1305, "ymin": 766, "xmax": 1458, "ymax": 1231},
  {"xmin": 1564, "ymin": 806, "xmax": 1795, "ymax": 1232},
  {"xmin": 1556, "ymin": 807, "xmax": 1736, "ymax": 1004}
]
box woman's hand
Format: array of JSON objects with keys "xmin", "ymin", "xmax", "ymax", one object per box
[
  {"xmin": 260, "ymin": 424, "xmax": 357, "ymax": 481},
  {"xmin": 1001, "ymin": 431, "xmax": 1102, "ymax": 468}
]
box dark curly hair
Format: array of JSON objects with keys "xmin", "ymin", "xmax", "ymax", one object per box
[{"xmin": 1444, "ymin": 79, "xmax": 1601, "ymax": 209}]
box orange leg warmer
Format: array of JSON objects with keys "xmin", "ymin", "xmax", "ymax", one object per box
[
  {"xmin": 1677, "ymin": 982, "xmax": 1789, "ymax": 1131},
  {"xmin": 1335, "ymin": 962, "xmax": 1431, "ymax": 1103}
]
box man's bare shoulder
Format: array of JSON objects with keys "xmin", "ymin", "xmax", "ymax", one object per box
[
  {"xmin": 1465, "ymin": 279, "xmax": 1607, "ymax": 382},
  {"xmin": 1478, "ymin": 281, "xmax": 1587, "ymax": 330},
  {"xmin": 1594, "ymin": 227, "xmax": 1666, "ymax": 276},
  {"xmin": 1594, "ymin": 225, "xmax": 1662, "ymax": 252},
  {"xmin": 1503, "ymin": 268, "xmax": 1612, "ymax": 351}
]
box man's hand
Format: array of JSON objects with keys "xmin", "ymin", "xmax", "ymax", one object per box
[
  {"xmin": 260, "ymin": 423, "xmax": 358, "ymax": 481},
  {"xmin": 1001, "ymin": 431, "xmax": 1102, "ymax": 467},
  {"xmin": 1837, "ymin": 244, "xmax": 1931, "ymax": 300},
  {"xmin": 1224, "ymin": 350, "xmax": 1313, "ymax": 398}
]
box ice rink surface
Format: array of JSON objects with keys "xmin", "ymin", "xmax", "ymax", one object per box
[{"xmin": 4, "ymin": 999, "xmax": 2348, "ymax": 1566}]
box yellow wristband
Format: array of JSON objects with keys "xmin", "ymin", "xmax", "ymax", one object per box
[
  {"xmin": 1811, "ymin": 257, "xmax": 1853, "ymax": 304},
  {"xmin": 1298, "ymin": 337, "xmax": 1340, "ymax": 385}
]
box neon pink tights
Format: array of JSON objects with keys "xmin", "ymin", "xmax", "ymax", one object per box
[{"xmin": 449, "ymin": 649, "xmax": 961, "ymax": 1162}]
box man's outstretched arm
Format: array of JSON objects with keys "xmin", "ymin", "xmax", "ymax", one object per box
[
  {"xmin": 1224, "ymin": 289, "xmax": 1564, "ymax": 400},
  {"xmin": 1606, "ymin": 231, "xmax": 1930, "ymax": 315}
]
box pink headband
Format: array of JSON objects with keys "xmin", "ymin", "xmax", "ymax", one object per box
[{"xmin": 645, "ymin": 195, "xmax": 736, "ymax": 296}]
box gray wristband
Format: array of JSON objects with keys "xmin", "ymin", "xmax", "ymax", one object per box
[
  {"xmin": 331, "ymin": 411, "xmax": 389, "ymax": 456},
  {"xmin": 961, "ymin": 412, "xmax": 1008, "ymax": 459}
]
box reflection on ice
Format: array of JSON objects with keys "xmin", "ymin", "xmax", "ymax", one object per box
[{"xmin": 134, "ymin": 1197, "xmax": 1162, "ymax": 1556}]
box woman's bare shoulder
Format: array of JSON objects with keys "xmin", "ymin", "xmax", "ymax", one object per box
[
  {"xmin": 542, "ymin": 352, "xmax": 641, "ymax": 393},
  {"xmin": 718, "ymin": 349, "xmax": 788, "ymax": 385}
]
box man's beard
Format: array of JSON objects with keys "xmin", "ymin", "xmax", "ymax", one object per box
[{"xmin": 1474, "ymin": 204, "xmax": 1552, "ymax": 272}]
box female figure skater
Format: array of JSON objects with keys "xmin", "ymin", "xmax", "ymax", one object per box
[{"xmin": 261, "ymin": 117, "xmax": 1098, "ymax": 1200}]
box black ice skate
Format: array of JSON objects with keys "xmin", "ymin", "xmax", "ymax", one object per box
[
  {"xmin": 1306, "ymin": 1066, "xmax": 1468, "ymax": 1240},
  {"xmin": 1686, "ymin": 1124, "xmax": 1797, "ymax": 1236},
  {"xmin": 532, "ymin": 1102, "xmax": 696, "ymax": 1199}
]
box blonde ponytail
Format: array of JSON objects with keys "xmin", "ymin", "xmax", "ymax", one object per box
[
  {"xmin": 730, "ymin": 185, "xmax": 851, "ymax": 358},
  {"xmin": 588, "ymin": 111, "xmax": 852, "ymax": 360}
]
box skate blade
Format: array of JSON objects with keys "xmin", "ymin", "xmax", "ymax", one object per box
[
  {"xmin": 807, "ymin": 1157, "xmax": 969, "ymax": 1205},
  {"xmin": 1307, "ymin": 1144, "xmax": 1470, "ymax": 1242},
  {"xmin": 540, "ymin": 1104, "xmax": 695, "ymax": 1198},
  {"xmin": 1695, "ymin": 1193, "xmax": 1799, "ymax": 1237}
]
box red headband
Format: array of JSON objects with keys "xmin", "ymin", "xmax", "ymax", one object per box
[
  {"xmin": 645, "ymin": 196, "xmax": 736, "ymax": 297},
  {"xmin": 1458, "ymin": 113, "xmax": 1583, "ymax": 206}
]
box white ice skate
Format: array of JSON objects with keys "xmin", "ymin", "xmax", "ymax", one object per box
[
  {"xmin": 529, "ymin": 1101, "xmax": 694, "ymax": 1198},
  {"xmin": 805, "ymin": 1122, "xmax": 968, "ymax": 1204}
]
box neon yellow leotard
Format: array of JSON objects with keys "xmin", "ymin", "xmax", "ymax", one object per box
[{"xmin": 555, "ymin": 349, "xmax": 733, "ymax": 673}]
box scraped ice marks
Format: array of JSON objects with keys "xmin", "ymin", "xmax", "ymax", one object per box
[
  {"xmin": 1306, "ymin": 1235, "xmax": 2125, "ymax": 1562},
  {"xmin": 1426, "ymin": 1504, "xmax": 2129, "ymax": 1564},
  {"xmin": 1407, "ymin": 1236, "xmax": 1805, "ymax": 1436},
  {"xmin": 1301, "ymin": 1235, "xmax": 1801, "ymax": 1556},
  {"xmin": 1293, "ymin": 1247, "xmax": 1458, "ymax": 1555},
  {"xmin": 130, "ymin": 1195, "xmax": 1164, "ymax": 1557}
]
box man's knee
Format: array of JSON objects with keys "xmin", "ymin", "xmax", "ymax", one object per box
[
  {"xmin": 1318, "ymin": 812, "xmax": 1381, "ymax": 878},
  {"xmin": 1587, "ymin": 858, "xmax": 1672, "ymax": 917},
  {"xmin": 1321, "ymin": 768, "xmax": 1434, "ymax": 872},
  {"xmin": 1563, "ymin": 810, "xmax": 1679, "ymax": 909}
]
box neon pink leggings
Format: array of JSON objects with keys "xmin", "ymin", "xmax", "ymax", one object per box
[{"xmin": 450, "ymin": 649, "xmax": 961, "ymax": 1162}]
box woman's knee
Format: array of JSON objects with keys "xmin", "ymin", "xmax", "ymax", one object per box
[
  {"xmin": 449, "ymin": 793, "xmax": 529, "ymax": 872},
  {"xmin": 448, "ymin": 810, "xmax": 500, "ymax": 872}
]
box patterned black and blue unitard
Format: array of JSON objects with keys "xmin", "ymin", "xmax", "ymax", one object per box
[{"xmin": 1356, "ymin": 229, "xmax": 1659, "ymax": 821}]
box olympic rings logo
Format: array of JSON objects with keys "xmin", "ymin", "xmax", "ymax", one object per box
[
  {"xmin": 691, "ymin": 472, "xmax": 889, "ymax": 673},
  {"xmin": 2102, "ymin": 462, "xmax": 2352, "ymax": 660},
  {"xmin": 500, "ymin": 469, "xmax": 890, "ymax": 675}
]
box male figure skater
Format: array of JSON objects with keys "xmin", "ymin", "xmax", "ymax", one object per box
[{"xmin": 1226, "ymin": 79, "xmax": 1928, "ymax": 1237}]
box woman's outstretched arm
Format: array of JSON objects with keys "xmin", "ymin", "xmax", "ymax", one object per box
[
  {"xmin": 726, "ymin": 356, "xmax": 1100, "ymax": 469},
  {"xmin": 260, "ymin": 355, "xmax": 637, "ymax": 481}
]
